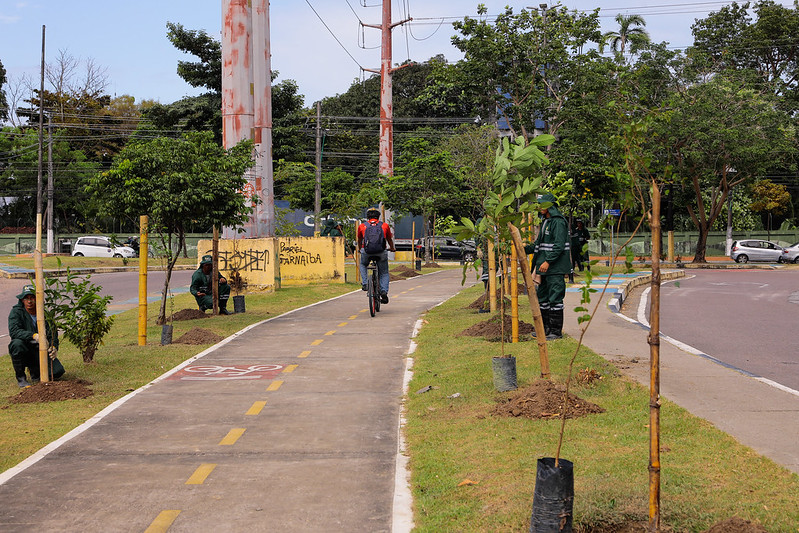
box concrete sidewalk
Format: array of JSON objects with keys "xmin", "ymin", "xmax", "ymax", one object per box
[
  {"xmin": 0, "ymin": 269, "xmax": 473, "ymax": 532},
  {"xmin": 564, "ymin": 283, "xmax": 799, "ymax": 475}
]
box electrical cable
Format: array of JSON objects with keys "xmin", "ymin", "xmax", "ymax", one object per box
[{"xmin": 305, "ymin": 0, "xmax": 365, "ymax": 70}]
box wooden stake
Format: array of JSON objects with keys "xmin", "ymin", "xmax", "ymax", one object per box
[
  {"xmin": 212, "ymin": 226, "xmax": 219, "ymax": 315},
  {"xmin": 648, "ymin": 186, "xmax": 662, "ymax": 532}
]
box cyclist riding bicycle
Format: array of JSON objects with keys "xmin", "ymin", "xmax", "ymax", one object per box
[{"xmin": 357, "ymin": 207, "xmax": 396, "ymax": 304}]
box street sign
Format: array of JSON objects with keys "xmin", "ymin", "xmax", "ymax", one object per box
[{"xmin": 604, "ymin": 209, "xmax": 621, "ymax": 216}]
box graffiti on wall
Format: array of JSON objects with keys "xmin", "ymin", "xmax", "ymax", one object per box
[
  {"xmin": 205, "ymin": 248, "xmax": 270, "ymax": 272},
  {"xmin": 279, "ymin": 241, "xmax": 323, "ymax": 266}
]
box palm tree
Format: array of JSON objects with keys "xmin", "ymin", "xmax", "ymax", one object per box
[{"xmin": 600, "ymin": 13, "xmax": 650, "ymax": 58}]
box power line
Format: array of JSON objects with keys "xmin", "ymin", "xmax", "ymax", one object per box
[{"xmin": 305, "ymin": 0, "xmax": 365, "ymax": 70}]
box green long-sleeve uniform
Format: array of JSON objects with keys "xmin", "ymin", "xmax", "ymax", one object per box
[
  {"xmin": 8, "ymin": 301, "xmax": 62, "ymax": 381},
  {"xmin": 190, "ymin": 267, "xmax": 230, "ymax": 312}
]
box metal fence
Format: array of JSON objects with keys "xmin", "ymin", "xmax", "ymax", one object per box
[
  {"xmin": 0, "ymin": 234, "xmax": 211, "ymax": 258},
  {"xmin": 591, "ymin": 230, "xmax": 799, "ymax": 258}
]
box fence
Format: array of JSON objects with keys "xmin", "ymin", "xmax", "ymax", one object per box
[
  {"xmin": 0, "ymin": 234, "xmax": 210, "ymax": 258},
  {"xmin": 591, "ymin": 230, "xmax": 799, "ymax": 258}
]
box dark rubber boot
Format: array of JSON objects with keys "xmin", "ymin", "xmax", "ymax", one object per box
[
  {"xmin": 546, "ymin": 309, "xmax": 564, "ymax": 340},
  {"xmin": 532, "ymin": 309, "xmax": 550, "ymax": 338}
]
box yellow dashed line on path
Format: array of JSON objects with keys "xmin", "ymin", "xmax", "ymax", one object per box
[
  {"xmin": 282, "ymin": 364, "xmax": 298, "ymax": 373},
  {"xmin": 145, "ymin": 510, "xmax": 181, "ymax": 532},
  {"xmin": 267, "ymin": 380, "xmax": 284, "ymax": 391},
  {"xmin": 185, "ymin": 464, "xmax": 217, "ymax": 485},
  {"xmin": 401, "ymin": 291, "xmax": 408, "ymax": 294},
  {"xmin": 408, "ymin": 287, "xmax": 416, "ymax": 291},
  {"xmin": 359, "ymin": 309, "xmax": 367, "ymax": 313},
  {"xmin": 246, "ymin": 401, "xmax": 267, "ymax": 415},
  {"xmin": 219, "ymin": 428, "xmax": 246, "ymax": 446},
  {"xmin": 298, "ymin": 350, "xmax": 311, "ymax": 358},
  {"xmin": 311, "ymin": 339, "xmax": 324, "ymax": 345},
  {"xmin": 348, "ymin": 315, "xmax": 358, "ymax": 320},
  {"xmin": 324, "ymin": 330, "xmax": 336, "ymax": 336},
  {"xmin": 338, "ymin": 322, "xmax": 348, "ymax": 327}
]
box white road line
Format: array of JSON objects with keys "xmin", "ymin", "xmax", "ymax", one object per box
[{"xmin": 628, "ymin": 276, "xmax": 799, "ymax": 399}]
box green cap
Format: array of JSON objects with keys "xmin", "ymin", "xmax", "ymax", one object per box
[
  {"xmin": 17, "ymin": 284, "xmax": 36, "ymax": 299},
  {"xmin": 200, "ymin": 255, "xmax": 213, "ymax": 266}
]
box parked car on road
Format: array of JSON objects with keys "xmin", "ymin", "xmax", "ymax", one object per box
[
  {"xmin": 71, "ymin": 236, "xmax": 136, "ymax": 258},
  {"xmin": 730, "ymin": 239, "xmax": 785, "ymax": 263},
  {"xmin": 782, "ymin": 242, "xmax": 799, "ymax": 263},
  {"xmin": 415, "ymin": 236, "xmax": 477, "ymax": 261}
]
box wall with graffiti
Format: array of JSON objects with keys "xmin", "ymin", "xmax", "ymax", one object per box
[
  {"xmin": 277, "ymin": 236, "xmax": 345, "ymax": 285},
  {"xmin": 197, "ymin": 236, "xmax": 345, "ymax": 291},
  {"xmin": 198, "ymin": 238, "xmax": 279, "ymax": 293}
]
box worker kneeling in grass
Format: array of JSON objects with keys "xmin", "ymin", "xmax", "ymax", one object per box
[
  {"xmin": 191, "ymin": 255, "xmax": 231, "ymax": 315},
  {"xmin": 8, "ymin": 284, "xmax": 64, "ymax": 387}
]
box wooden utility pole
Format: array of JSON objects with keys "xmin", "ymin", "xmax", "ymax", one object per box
[
  {"xmin": 314, "ymin": 101, "xmax": 322, "ymax": 236},
  {"xmin": 35, "ymin": 25, "xmax": 49, "ymax": 382}
]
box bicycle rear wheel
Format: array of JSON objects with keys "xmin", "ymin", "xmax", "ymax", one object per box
[
  {"xmin": 372, "ymin": 269, "xmax": 381, "ymax": 313},
  {"xmin": 367, "ymin": 267, "xmax": 376, "ymax": 317}
]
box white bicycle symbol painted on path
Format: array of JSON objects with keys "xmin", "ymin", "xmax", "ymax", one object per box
[{"xmin": 178, "ymin": 364, "xmax": 283, "ymax": 381}]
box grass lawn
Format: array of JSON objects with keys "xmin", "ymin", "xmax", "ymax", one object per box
[
  {"xmin": 0, "ymin": 255, "xmax": 198, "ymax": 270},
  {"xmin": 405, "ymin": 283, "xmax": 799, "ymax": 532}
]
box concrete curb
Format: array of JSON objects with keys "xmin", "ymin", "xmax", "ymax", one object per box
[
  {"xmin": 0, "ymin": 264, "xmax": 196, "ymax": 279},
  {"xmin": 607, "ymin": 269, "xmax": 685, "ymax": 313}
]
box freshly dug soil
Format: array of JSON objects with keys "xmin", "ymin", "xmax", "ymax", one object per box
[
  {"xmin": 174, "ymin": 327, "xmax": 224, "ymax": 345},
  {"xmin": 492, "ymin": 380, "xmax": 604, "ymax": 420},
  {"xmin": 704, "ymin": 517, "xmax": 769, "ymax": 533},
  {"xmin": 465, "ymin": 285, "xmax": 529, "ymax": 310},
  {"xmin": 389, "ymin": 265, "xmax": 422, "ymax": 281},
  {"xmin": 458, "ymin": 313, "xmax": 534, "ymax": 341},
  {"xmin": 9, "ymin": 380, "xmax": 93, "ymax": 404},
  {"xmin": 582, "ymin": 517, "xmax": 768, "ymax": 533},
  {"xmin": 423, "ymin": 261, "xmax": 441, "ymax": 268},
  {"xmin": 170, "ymin": 309, "xmax": 209, "ymax": 321}
]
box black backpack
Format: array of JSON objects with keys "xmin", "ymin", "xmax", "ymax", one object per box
[{"xmin": 363, "ymin": 220, "xmax": 386, "ymax": 254}]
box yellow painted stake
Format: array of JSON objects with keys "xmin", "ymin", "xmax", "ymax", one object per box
[
  {"xmin": 354, "ymin": 220, "xmax": 361, "ymax": 284},
  {"xmin": 411, "ymin": 221, "xmax": 416, "ymax": 268},
  {"xmin": 138, "ymin": 215, "xmax": 148, "ymax": 346}
]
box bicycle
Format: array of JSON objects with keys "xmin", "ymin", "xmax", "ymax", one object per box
[{"xmin": 366, "ymin": 256, "xmax": 381, "ymax": 317}]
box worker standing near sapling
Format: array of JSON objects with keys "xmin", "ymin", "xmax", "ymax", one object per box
[{"xmin": 526, "ymin": 193, "xmax": 570, "ymax": 340}]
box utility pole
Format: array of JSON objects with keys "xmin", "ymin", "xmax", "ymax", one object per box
[
  {"xmin": 46, "ymin": 114, "xmax": 54, "ymax": 254},
  {"xmin": 363, "ymin": 0, "xmax": 411, "ymax": 179},
  {"xmin": 35, "ymin": 25, "xmax": 49, "ymax": 382},
  {"xmin": 314, "ymin": 101, "xmax": 322, "ymax": 236}
]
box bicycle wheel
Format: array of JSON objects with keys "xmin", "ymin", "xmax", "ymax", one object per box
[
  {"xmin": 367, "ymin": 267, "xmax": 376, "ymax": 317},
  {"xmin": 372, "ymin": 269, "xmax": 381, "ymax": 313}
]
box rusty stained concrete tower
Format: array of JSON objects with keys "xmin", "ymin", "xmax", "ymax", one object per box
[
  {"xmin": 222, "ymin": 0, "xmax": 275, "ymax": 238},
  {"xmin": 363, "ymin": 0, "xmax": 411, "ymax": 179}
]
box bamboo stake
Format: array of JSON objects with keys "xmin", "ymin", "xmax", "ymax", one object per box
[
  {"xmin": 411, "ymin": 221, "xmax": 416, "ymax": 269},
  {"xmin": 511, "ymin": 244, "xmax": 518, "ymax": 343},
  {"xmin": 354, "ymin": 220, "xmax": 361, "ymax": 284},
  {"xmin": 212, "ymin": 226, "xmax": 219, "ymax": 315},
  {"xmin": 487, "ymin": 237, "xmax": 497, "ymax": 313},
  {"xmin": 648, "ymin": 186, "xmax": 662, "ymax": 532},
  {"xmin": 507, "ymin": 222, "xmax": 550, "ymax": 379}
]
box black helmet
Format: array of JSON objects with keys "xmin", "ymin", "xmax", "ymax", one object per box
[{"xmin": 366, "ymin": 207, "xmax": 380, "ymax": 219}]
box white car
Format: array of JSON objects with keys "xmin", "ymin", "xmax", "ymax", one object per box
[
  {"xmin": 782, "ymin": 242, "xmax": 799, "ymax": 263},
  {"xmin": 71, "ymin": 236, "xmax": 136, "ymax": 258}
]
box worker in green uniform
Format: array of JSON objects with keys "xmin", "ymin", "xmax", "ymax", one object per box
[
  {"xmin": 191, "ymin": 255, "xmax": 231, "ymax": 315},
  {"xmin": 527, "ymin": 193, "xmax": 570, "ymax": 340},
  {"xmin": 8, "ymin": 284, "xmax": 64, "ymax": 387}
]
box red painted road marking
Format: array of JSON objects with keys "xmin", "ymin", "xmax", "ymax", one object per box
[{"xmin": 167, "ymin": 364, "xmax": 284, "ymax": 381}]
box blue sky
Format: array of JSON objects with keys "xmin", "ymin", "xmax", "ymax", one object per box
[{"xmin": 0, "ymin": 1, "xmax": 783, "ymax": 109}]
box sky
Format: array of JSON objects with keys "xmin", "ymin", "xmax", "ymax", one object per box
[{"xmin": 0, "ymin": 1, "xmax": 791, "ymax": 109}]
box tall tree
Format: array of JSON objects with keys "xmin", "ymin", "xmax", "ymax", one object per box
[
  {"xmin": 657, "ymin": 75, "xmax": 795, "ymax": 262},
  {"xmin": 88, "ymin": 131, "xmax": 253, "ymax": 324},
  {"xmin": 690, "ymin": 0, "xmax": 799, "ymax": 112},
  {"xmin": 600, "ymin": 13, "xmax": 651, "ymax": 59},
  {"xmin": 0, "ymin": 59, "xmax": 8, "ymax": 122}
]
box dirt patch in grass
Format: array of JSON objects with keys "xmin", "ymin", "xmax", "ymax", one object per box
[
  {"xmin": 8, "ymin": 380, "xmax": 93, "ymax": 404},
  {"xmin": 703, "ymin": 517, "xmax": 769, "ymax": 533},
  {"xmin": 582, "ymin": 517, "xmax": 768, "ymax": 533},
  {"xmin": 390, "ymin": 265, "xmax": 422, "ymax": 281},
  {"xmin": 465, "ymin": 285, "xmax": 529, "ymax": 310},
  {"xmin": 458, "ymin": 312, "xmax": 534, "ymax": 341},
  {"xmin": 423, "ymin": 261, "xmax": 441, "ymax": 268},
  {"xmin": 492, "ymin": 379, "xmax": 604, "ymax": 420},
  {"xmin": 174, "ymin": 327, "xmax": 224, "ymax": 345},
  {"xmin": 169, "ymin": 309, "xmax": 209, "ymax": 321}
]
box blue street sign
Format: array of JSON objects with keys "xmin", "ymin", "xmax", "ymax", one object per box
[{"xmin": 603, "ymin": 209, "xmax": 621, "ymax": 216}]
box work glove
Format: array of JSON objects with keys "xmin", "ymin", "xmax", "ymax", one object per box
[
  {"xmin": 32, "ymin": 333, "xmax": 39, "ymax": 344},
  {"xmin": 48, "ymin": 346, "xmax": 58, "ymax": 360}
]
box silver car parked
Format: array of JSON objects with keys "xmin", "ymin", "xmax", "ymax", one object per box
[
  {"xmin": 730, "ymin": 239, "xmax": 784, "ymax": 263},
  {"xmin": 781, "ymin": 242, "xmax": 799, "ymax": 263}
]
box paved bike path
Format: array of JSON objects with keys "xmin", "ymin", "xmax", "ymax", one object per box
[{"xmin": 0, "ymin": 269, "xmax": 472, "ymax": 532}]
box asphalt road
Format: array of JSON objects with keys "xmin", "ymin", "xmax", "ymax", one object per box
[
  {"xmin": 626, "ymin": 268, "xmax": 799, "ymax": 392},
  {"xmin": 0, "ymin": 270, "xmax": 194, "ymax": 339}
]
